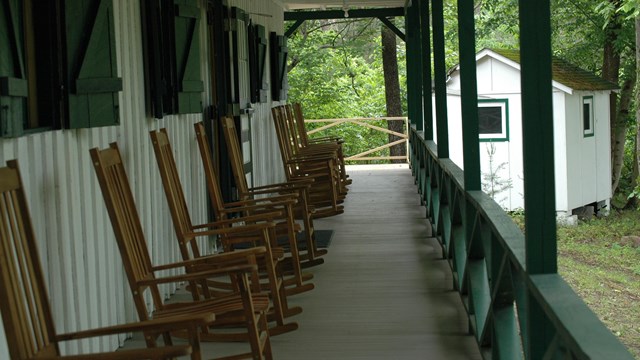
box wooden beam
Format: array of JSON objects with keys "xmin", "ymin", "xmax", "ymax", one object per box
[
  {"xmin": 284, "ymin": 7, "xmax": 404, "ymax": 21},
  {"xmin": 377, "ymin": 16, "xmax": 405, "ymax": 42},
  {"xmin": 285, "ymin": 19, "xmax": 304, "ymax": 37}
]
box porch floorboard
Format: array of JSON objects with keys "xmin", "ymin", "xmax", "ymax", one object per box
[{"xmin": 122, "ymin": 165, "xmax": 482, "ymax": 359}]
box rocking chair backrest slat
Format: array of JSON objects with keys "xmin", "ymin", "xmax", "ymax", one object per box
[
  {"xmin": 90, "ymin": 144, "xmax": 160, "ymax": 316},
  {"xmin": 220, "ymin": 117, "xmax": 251, "ymax": 196},
  {"xmin": 193, "ymin": 122, "xmax": 231, "ymax": 218},
  {"xmin": 0, "ymin": 161, "xmax": 58, "ymax": 359},
  {"xmin": 150, "ymin": 129, "xmax": 201, "ymax": 259}
]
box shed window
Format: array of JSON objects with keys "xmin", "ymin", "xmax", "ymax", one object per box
[
  {"xmin": 583, "ymin": 96, "xmax": 594, "ymax": 137},
  {"xmin": 478, "ymin": 99, "xmax": 509, "ymax": 142}
]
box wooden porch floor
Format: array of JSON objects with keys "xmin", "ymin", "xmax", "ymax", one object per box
[{"xmin": 123, "ymin": 165, "xmax": 482, "ymax": 359}]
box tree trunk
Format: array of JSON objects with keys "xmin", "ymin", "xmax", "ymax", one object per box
[
  {"xmin": 632, "ymin": 15, "xmax": 640, "ymax": 207},
  {"xmin": 611, "ymin": 76, "xmax": 634, "ymax": 195},
  {"xmin": 381, "ymin": 23, "xmax": 404, "ymax": 164},
  {"xmin": 605, "ymin": 0, "xmax": 625, "ymax": 195}
]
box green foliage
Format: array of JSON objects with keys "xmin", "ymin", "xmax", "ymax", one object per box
[{"xmin": 287, "ymin": 18, "xmax": 407, "ymax": 163}]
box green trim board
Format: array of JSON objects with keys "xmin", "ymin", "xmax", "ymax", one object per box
[
  {"xmin": 582, "ymin": 95, "xmax": 594, "ymax": 138},
  {"xmin": 478, "ymin": 98, "xmax": 509, "ymax": 142}
]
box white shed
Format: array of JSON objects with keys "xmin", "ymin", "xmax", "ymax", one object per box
[{"xmin": 439, "ymin": 48, "xmax": 618, "ymax": 215}]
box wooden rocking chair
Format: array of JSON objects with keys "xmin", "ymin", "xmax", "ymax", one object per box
[
  {"xmin": 0, "ymin": 160, "xmax": 211, "ymax": 360},
  {"xmin": 149, "ymin": 129, "xmax": 304, "ymax": 335},
  {"xmin": 289, "ymin": 103, "xmax": 351, "ymax": 188},
  {"xmin": 90, "ymin": 144, "xmax": 273, "ymax": 360},
  {"xmin": 217, "ymin": 118, "xmax": 327, "ymax": 266},
  {"xmin": 271, "ymin": 106, "xmax": 346, "ymax": 213}
]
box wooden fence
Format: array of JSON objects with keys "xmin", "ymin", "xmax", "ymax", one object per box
[{"xmin": 304, "ymin": 117, "xmax": 409, "ymax": 163}]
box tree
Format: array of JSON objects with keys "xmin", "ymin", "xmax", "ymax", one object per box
[{"xmin": 381, "ymin": 22, "xmax": 405, "ymax": 163}]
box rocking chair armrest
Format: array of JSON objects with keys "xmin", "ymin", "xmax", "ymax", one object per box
[
  {"xmin": 288, "ymin": 153, "xmax": 335, "ymax": 162},
  {"xmin": 285, "ymin": 158, "xmax": 332, "ymax": 167},
  {"xmin": 185, "ymin": 222, "xmax": 277, "ymax": 239},
  {"xmin": 224, "ymin": 197, "xmax": 298, "ymax": 208},
  {"xmin": 190, "ymin": 215, "xmax": 280, "ymax": 230},
  {"xmin": 244, "ymin": 180, "xmax": 313, "ymax": 193},
  {"xmin": 140, "ymin": 264, "xmax": 258, "ymax": 286},
  {"xmin": 250, "ymin": 178, "xmax": 315, "ymax": 188},
  {"xmin": 308, "ymin": 136, "xmax": 343, "ymax": 144},
  {"xmin": 55, "ymin": 313, "xmax": 214, "ymax": 341},
  {"xmin": 236, "ymin": 192, "xmax": 300, "ymax": 204},
  {"xmin": 151, "ymin": 247, "xmax": 267, "ymax": 272}
]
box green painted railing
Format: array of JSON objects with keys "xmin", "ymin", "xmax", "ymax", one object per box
[{"xmin": 409, "ymin": 128, "xmax": 634, "ymax": 360}]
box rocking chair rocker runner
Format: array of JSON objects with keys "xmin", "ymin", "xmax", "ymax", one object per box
[
  {"xmin": 90, "ymin": 144, "xmax": 274, "ymax": 360},
  {"xmin": 0, "ymin": 160, "xmax": 210, "ymax": 360},
  {"xmin": 149, "ymin": 129, "xmax": 302, "ymax": 335}
]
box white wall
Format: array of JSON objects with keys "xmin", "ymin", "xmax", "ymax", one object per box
[
  {"xmin": 437, "ymin": 57, "xmax": 524, "ymax": 210},
  {"xmin": 436, "ymin": 55, "xmax": 612, "ymax": 213},
  {"xmin": 563, "ymin": 90, "xmax": 612, "ymax": 212},
  {"xmin": 0, "ymin": 0, "xmax": 286, "ymax": 356}
]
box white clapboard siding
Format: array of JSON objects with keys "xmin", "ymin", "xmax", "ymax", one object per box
[{"xmin": 0, "ymin": 0, "xmax": 286, "ymax": 357}]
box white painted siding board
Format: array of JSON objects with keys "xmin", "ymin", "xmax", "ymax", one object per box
[
  {"xmin": 553, "ymin": 91, "xmax": 569, "ymax": 212},
  {"xmin": 0, "ymin": 0, "xmax": 286, "ymax": 357},
  {"xmin": 595, "ymin": 92, "xmax": 612, "ymax": 204}
]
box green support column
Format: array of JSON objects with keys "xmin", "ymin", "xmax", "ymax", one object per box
[
  {"xmin": 457, "ymin": 0, "xmax": 480, "ymax": 190},
  {"xmin": 518, "ymin": 0, "xmax": 557, "ymax": 276},
  {"xmin": 432, "ymin": 0, "xmax": 449, "ymax": 158},
  {"xmin": 420, "ymin": 0, "xmax": 433, "ymax": 140},
  {"xmin": 405, "ymin": 2, "xmax": 423, "ymax": 131},
  {"xmin": 519, "ymin": 0, "xmax": 557, "ymax": 358}
]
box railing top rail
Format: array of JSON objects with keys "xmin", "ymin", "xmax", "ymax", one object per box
[{"xmin": 409, "ymin": 127, "xmax": 634, "ymax": 359}]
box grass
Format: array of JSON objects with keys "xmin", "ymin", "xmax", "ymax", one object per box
[{"xmin": 555, "ymin": 211, "xmax": 640, "ymax": 359}]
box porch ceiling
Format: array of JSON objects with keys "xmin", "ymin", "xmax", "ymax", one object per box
[{"xmin": 281, "ymin": 0, "xmax": 406, "ymax": 10}]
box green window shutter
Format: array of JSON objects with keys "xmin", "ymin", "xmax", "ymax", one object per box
[
  {"xmin": 173, "ymin": 0, "xmax": 203, "ymax": 114},
  {"xmin": 257, "ymin": 25, "xmax": 268, "ymax": 103},
  {"xmin": 65, "ymin": 0, "xmax": 122, "ymax": 129},
  {"xmin": 249, "ymin": 24, "xmax": 268, "ymax": 104},
  {"xmin": 0, "ymin": 0, "xmax": 27, "ymax": 137},
  {"xmin": 269, "ymin": 33, "xmax": 288, "ymax": 101}
]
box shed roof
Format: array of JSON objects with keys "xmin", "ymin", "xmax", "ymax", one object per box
[{"xmin": 489, "ymin": 48, "xmax": 619, "ymax": 91}]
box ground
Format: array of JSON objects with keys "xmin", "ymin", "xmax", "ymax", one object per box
[{"xmin": 557, "ymin": 211, "xmax": 640, "ymax": 359}]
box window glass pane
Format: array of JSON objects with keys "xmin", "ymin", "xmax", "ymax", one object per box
[
  {"xmin": 478, "ymin": 106, "xmax": 502, "ymax": 134},
  {"xmin": 583, "ymin": 103, "xmax": 590, "ymax": 130}
]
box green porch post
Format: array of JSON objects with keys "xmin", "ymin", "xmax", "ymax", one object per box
[
  {"xmin": 405, "ymin": 1, "xmax": 423, "ymax": 131},
  {"xmin": 457, "ymin": 0, "xmax": 480, "ymax": 190},
  {"xmin": 420, "ymin": 0, "xmax": 433, "ymax": 140},
  {"xmin": 519, "ymin": 0, "xmax": 557, "ymax": 358},
  {"xmin": 432, "ymin": 0, "xmax": 449, "ymax": 158},
  {"xmin": 457, "ymin": 0, "xmax": 480, "ymax": 300}
]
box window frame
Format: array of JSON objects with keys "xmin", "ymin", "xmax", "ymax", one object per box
[
  {"xmin": 582, "ymin": 95, "xmax": 594, "ymax": 137},
  {"xmin": 478, "ymin": 98, "xmax": 509, "ymax": 142}
]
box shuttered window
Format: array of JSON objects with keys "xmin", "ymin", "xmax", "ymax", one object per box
[
  {"xmin": 270, "ymin": 33, "xmax": 288, "ymax": 101},
  {"xmin": 0, "ymin": 0, "xmax": 121, "ymax": 138},
  {"xmin": 249, "ymin": 23, "xmax": 268, "ymax": 104},
  {"xmin": 141, "ymin": 0, "xmax": 203, "ymax": 118},
  {"xmin": 0, "ymin": 0, "xmax": 27, "ymax": 137},
  {"xmin": 66, "ymin": 0, "xmax": 122, "ymax": 128}
]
